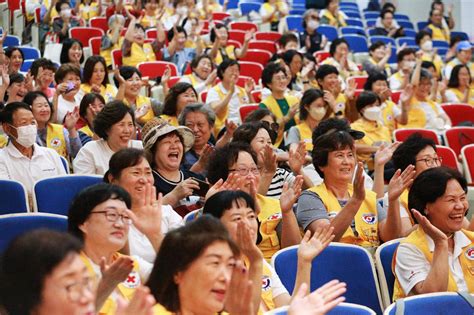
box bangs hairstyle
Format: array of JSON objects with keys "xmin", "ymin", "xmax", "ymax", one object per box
[
  {"xmin": 162, "ymin": 82, "xmax": 197, "ymax": 116},
  {"xmin": 408, "ymin": 166, "xmax": 467, "ymax": 220},
  {"xmin": 146, "ymin": 130, "xmax": 185, "ymax": 168},
  {"xmin": 67, "ymin": 183, "xmax": 132, "ymax": 241},
  {"xmin": 104, "ymin": 148, "xmax": 147, "ymax": 183},
  {"xmin": 0, "ymin": 230, "xmax": 82, "ymax": 315},
  {"xmin": 60, "ymin": 38, "xmax": 84, "ymax": 64},
  {"xmin": 364, "ymin": 72, "xmax": 388, "ymax": 91},
  {"xmin": 190, "ymin": 54, "xmax": 213, "ymax": 71},
  {"xmin": 232, "ymin": 121, "xmax": 272, "ymax": 145},
  {"xmin": 203, "ymin": 190, "xmax": 256, "ymax": 218},
  {"xmin": 312, "ymin": 129, "xmax": 355, "ymax": 178},
  {"xmin": 93, "ymin": 100, "xmax": 135, "ymax": 140},
  {"xmin": 23, "ymin": 91, "xmax": 53, "ymax": 119},
  {"xmin": 448, "ymin": 64, "xmax": 472, "ymax": 88},
  {"xmin": 113, "ymin": 66, "xmax": 142, "ymax": 87},
  {"xmin": 82, "ymin": 56, "xmax": 109, "ymax": 86},
  {"xmin": 146, "ymin": 216, "xmax": 239, "ymax": 312},
  {"xmin": 79, "ymin": 92, "xmax": 105, "ymax": 119},
  {"xmin": 392, "ymin": 133, "xmax": 437, "ymax": 172},
  {"xmin": 299, "ymin": 88, "xmax": 327, "ymax": 121}
]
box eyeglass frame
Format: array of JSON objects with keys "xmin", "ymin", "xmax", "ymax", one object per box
[
  {"xmin": 415, "ymin": 156, "xmax": 443, "ymax": 167},
  {"xmin": 90, "ymin": 210, "xmax": 132, "ymax": 225},
  {"xmin": 64, "ymin": 276, "xmax": 94, "ymax": 303},
  {"xmin": 228, "ymin": 166, "xmax": 261, "ymax": 176}
]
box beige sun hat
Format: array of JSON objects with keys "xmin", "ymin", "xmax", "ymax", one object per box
[{"xmin": 142, "ymin": 117, "xmax": 195, "ymax": 152}]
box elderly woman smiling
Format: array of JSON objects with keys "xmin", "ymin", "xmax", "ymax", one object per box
[{"xmin": 73, "ymin": 100, "xmax": 142, "ymax": 175}]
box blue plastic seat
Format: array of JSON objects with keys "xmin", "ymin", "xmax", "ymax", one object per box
[
  {"xmin": 384, "ymin": 292, "xmax": 474, "ymax": 315},
  {"xmin": 394, "ymin": 14, "xmax": 410, "ymax": 21},
  {"xmin": 364, "ymin": 11, "xmax": 380, "ymax": 20},
  {"xmin": 289, "ymin": 8, "xmax": 305, "ymax": 15},
  {"xmin": 398, "ymin": 20, "xmax": 415, "ymax": 30},
  {"xmin": 239, "ymin": 2, "xmax": 261, "ymax": 15},
  {"xmin": 370, "ymin": 35, "xmax": 396, "ymax": 46},
  {"xmin": 0, "ymin": 179, "xmax": 29, "ymax": 214},
  {"xmin": 340, "ymin": 2, "xmax": 359, "ymax": 9},
  {"xmin": 286, "ymin": 15, "xmax": 304, "ymax": 32},
  {"xmin": 417, "ymin": 21, "xmax": 429, "ymax": 31},
  {"xmin": 33, "ymin": 175, "xmax": 103, "ymax": 215},
  {"xmin": 451, "ymin": 31, "xmax": 469, "ymax": 41},
  {"xmin": 375, "ymin": 239, "xmax": 402, "ymax": 308},
  {"xmin": 20, "ymin": 59, "xmax": 35, "ymax": 73},
  {"xmin": 343, "ymin": 10, "xmax": 362, "ymax": 19},
  {"xmin": 341, "ymin": 26, "xmax": 366, "ymax": 37},
  {"xmin": 317, "ymin": 25, "xmax": 338, "ymax": 41},
  {"xmin": 433, "ymin": 40, "xmax": 449, "ymax": 49},
  {"xmin": 266, "ymin": 302, "xmax": 376, "ymax": 315},
  {"xmin": 0, "ymin": 213, "xmax": 67, "ymax": 253},
  {"xmin": 3, "ymin": 35, "xmax": 21, "ymax": 47},
  {"xmin": 346, "ymin": 18, "xmax": 364, "ymax": 28},
  {"xmin": 19, "ymin": 46, "xmax": 41, "ymax": 60},
  {"xmin": 403, "ymin": 29, "xmax": 417, "ymax": 38},
  {"xmin": 345, "ymin": 35, "xmax": 369, "ymax": 53},
  {"xmin": 366, "ymin": 19, "xmax": 377, "ymax": 28},
  {"xmin": 396, "ymin": 37, "xmax": 417, "ymax": 48}
]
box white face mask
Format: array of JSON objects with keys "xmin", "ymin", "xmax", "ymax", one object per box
[
  {"xmin": 308, "ymin": 107, "xmax": 327, "ymax": 121},
  {"xmin": 61, "ymin": 8, "xmax": 72, "ymax": 18},
  {"xmin": 176, "ymin": 6, "xmax": 188, "ymax": 16},
  {"xmin": 421, "ymin": 40, "xmax": 433, "ymax": 52},
  {"xmin": 307, "ymin": 20, "xmax": 319, "ymax": 30},
  {"xmin": 9, "ymin": 124, "xmax": 37, "ymax": 148},
  {"xmin": 363, "ymin": 106, "xmax": 381, "ymax": 122},
  {"xmin": 404, "ymin": 60, "xmax": 416, "ymax": 70}
]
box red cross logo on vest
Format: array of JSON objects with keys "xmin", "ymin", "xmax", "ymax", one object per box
[
  {"xmin": 122, "ymin": 270, "xmax": 140, "ymax": 289},
  {"xmin": 50, "ymin": 137, "xmax": 61, "ymax": 148}
]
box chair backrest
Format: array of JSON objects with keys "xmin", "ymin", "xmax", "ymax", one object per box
[
  {"xmin": 111, "ymin": 49, "xmax": 122, "ymax": 68},
  {"xmin": 394, "ymin": 14, "xmax": 410, "ymax": 21},
  {"xmin": 238, "ymin": 2, "xmax": 261, "ymax": 15},
  {"xmin": 239, "ymin": 49, "xmax": 272, "ymax": 66},
  {"xmin": 200, "ymin": 90, "xmax": 208, "ymax": 103},
  {"xmin": 251, "ymin": 90, "xmax": 262, "ymax": 103},
  {"xmin": 183, "ymin": 209, "xmax": 201, "ymax": 223},
  {"xmin": 33, "ymin": 175, "xmax": 103, "ymax": 215},
  {"xmin": 137, "ymin": 61, "xmax": 178, "ymax": 78},
  {"xmin": 366, "ymin": 19, "xmax": 377, "ymax": 28},
  {"xmin": 390, "ymin": 91, "xmax": 401, "ymax": 104},
  {"xmin": 393, "ymin": 129, "xmax": 439, "ymax": 144},
  {"xmin": 396, "ymin": 37, "xmax": 417, "ymax": 48},
  {"xmin": 347, "ymin": 76, "xmax": 368, "ymax": 89},
  {"xmin": 167, "ymin": 76, "xmax": 181, "ymax": 88},
  {"xmin": 69, "ymin": 27, "xmax": 104, "ymax": 47},
  {"xmin": 89, "ymin": 36, "xmax": 102, "ymax": 56},
  {"xmin": 19, "ymin": 46, "xmax": 41, "ymax": 60},
  {"xmin": 341, "ymin": 26, "xmax": 366, "ymax": 37},
  {"xmin": 3, "ymin": 35, "xmax": 21, "ymax": 46},
  {"xmin": 436, "ymin": 145, "xmax": 459, "ymax": 170},
  {"xmin": 90, "ymin": 16, "xmax": 108, "ymax": 32},
  {"xmin": 212, "ymin": 12, "xmax": 230, "ymax": 21},
  {"xmin": 317, "ymin": 25, "xmax": 338, "ymax": 41},
  {"xmin": 229, "ymin": 21, "xmax": 258, "ymax": 32},
  {"xmin": 0, "ymin": 213, "xmax": 68, "ymax": 253},
  {"xmin": 254, "ymin": 31, "xmax": 281, "ymax": 42},
  {"xmin": 314, "ymin": 50, "xmax": 331, "ymax": 63},
  {"xmin": 461, "ymin": 144, "xmax": 474, "ymax": 184},
  {"xmin": 398, "ymin": 20, "xmax": 414, "ymax": 30},
  {"xmin": 384, "ymin": 292, "xmax": 474, "ymax": 315},
  {"xmin": 375, "ymin": 239, "xmax": 401, "ymax": 309},
  {"xmin": 444, "ymin": 127, "xmax": 474, "ymax": 156},
  {"xmin": 432, "ymin": 40, "xmax": 449, "ymax": 49},
  {"xmin": 60, "ymin": 156, "xmax": 70, "ymax": 173},
  {"xmin": 266, "ymin": 302, "xmax": 376, "ymax": 315},
  {"xmin": 417, "ymin": 21, "xmax": 429, "ymax": 31},
  {"xmin": 450, "ymin": 31, "xmax": 469, "ymax": 41},
  {"xmin": 228, "ymin": 29, "xmax": 246, "ymax": 45},
  {"xmin": 364, "ymin": 11, "xmax": 379, "ymax": 20},
  {"xmin": 286, "ymin": 15, "xmax": 304, "ymax": 32},
  {"xmin": 344, "ymin": 35, "xmax": 369, "ymax": 53},
  {"xmin": 20, "ymin": 59, "xmax": 34, "ymax": 72},
  {"xmin": 370, "ymin": 36, "xmax": 396, "ymax": 46},
  {"xmin": 344, "ymin": 11, "xmax": 362, "ymax": 19},
  {"xmin": 238, "ymin": 61, "xmax": 264, "ymax": 85},
  {"xmin": 248, "ymin": 40, "xmax": 276, "ymax": 54},
  {"xmin": 0, "ymin": 179, "xmax": 29, "ymax": 214},
  {"xmin": 240, "ymin": 104, "xmax": 259, "ymax": 121},
  {"xmin": 346, "ymin": 18, "xmax": 364, "ymax": 28},
  {"xmin": 403, "ymin": 29, "xmax": 417, "ymax": 38},
  {"xmin": 441, "ymin": 103, "xmax": 474, "ymax": 126},
  {"xmin": 272, "ymin": 243, "xmax": 384, "ymax": 314}
]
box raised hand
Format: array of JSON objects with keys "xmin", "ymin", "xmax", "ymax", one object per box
[
  {"xmin": 288, "ymin": 281, "xmax": 346, "ymax": 315},
  {"xmin": 344, "ymin": 78, "xmax": 357, "ymax": 100},
  {"xmin": 63, "ymin": 106, "xmax": 80, "ymax": 131},
  {"xmin": 323, "ymin": 90, "xmax": 337, "ymax": 112},
  {"xmin": 161, "ymin": 65, "xmax": 171, "ymax": 86},
  {"xmin": 171, "ymin": 178, "xmax": 200, "ymax": 200},
  {"xmin": 0, "ymin": 30, "xmax": 7, "ymax": 46},
  {"xmin": 236, "ymin": 220, "xmax": 262, "ymax": 262},
  {"xmin": 100, "ymin": 256, "xmax": 134, "ymax": 287},
  {"xmin": 225, "ymin": 260, "xmax": 254, "ymax": 315},
  {"xmin": 205, "ymin": 172, "xmax": 243, "ymax": 200},
  {"xmin": 298, "ymin": 226, "xmax": 334, "ymax": 263},
  {"xmin": 260, "ymin": 144, "xmax": 277, "ymax": 175},
  {"xmin": 224, "ymin": 119, "xmax": 238, "ymax": 137},
  {"xmin": 352, "ymin": 162, "xmax": 365, "ymax": 202},
  {"xmin": 127, "ymin": 183, "xmax": 162, "ymax": 238},
  {"xmin": 374, "ymin": 142, "xmax": 401, "ymax": 167},
  {"xmin": 114, "ymin": 68, "xmax": 126, "ymax": 86},
  {"xmin": 115, "ymin": 286, "xmax": 155, "ymax": 315},
  {"xmin": 280, "ymin": 175, "xmax": 303, "ymax": 213},
  {"xmin": 0, "ymin": 64, "xmax": 10, "ymax": 88},
  {"xmin": 288, "ymin": 141, "xmax": 307, "ymax": 174},
  {"xmin": 388, "ymin": 165, "xmax": 415, "ymax": 202},
  {"xmin": 244, "ymin": 78, "xmax": 255, "ymax": 94},
  {"xmin": 411, "ymin": 209, "xmax": 448, "ymax": 243},
  {"xmin": 400, "ymin": 84, "xmax": 414, "ymax": 105}
]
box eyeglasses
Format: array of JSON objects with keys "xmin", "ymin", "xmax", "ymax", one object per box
[
  {"xmin": 415, "ymin": 156, "xmax": 443, "ymax": 167},
  {"xmin": 229, "ymin": 167, "xmax": 260, "ymax": 176},
  {"xmin": 65, "ymin": 277, "xmax": 94, "ymax": 302},
  {"xmin": 90, "ymin": 211, "xmax": 132, "ymax": 225},
  {"xmin": 261, "ymin": 121, "xmax": 279, "ymax": 133}
]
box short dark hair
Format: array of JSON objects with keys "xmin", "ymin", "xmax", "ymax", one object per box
[
  {"xmin": 356, "ymin": 91, "xmax": 380, "ymax": 113},
  {"xmin": 232, "ymin": 121, "xmax": 271, "ymax": 145},
  {"xmin": 316, "ymin": 64, "xmax": 339, "ymax": 82},
  {"xmin": 203, "ymin": 190, "xmax": 256, "ymax": 219},
  {"xmin": 381, "ymin": 2, "xmax": 396, "ymax": 12},
  {"xmin": 217, "ymin": 59, "xmax": 239, "ymax": 80},
  {"xmin": 146, "ymin": 216, "xmax": 239, "ymax": 312},
  {"xmin": 147, "ymin": 131, "xmax": 185, "ymax": 168},
  {"xmin": 190, "ymin": 54, "xmax": 213, "ymax": 71},
  {"xmin": 392, "ymin": 133, "xmax": 437, "ymax": 172},
  {"xmin": 397, "ymin": 48, "xmax": 416, "ymax": 63},
  {"xmin": 60, "ymin": 38, "xmax": 84, "ymax": 65},
  {"xmin": 93, "ymin": 100, "xmax": 135, "ymax": 140},
  {"xmin": 167, "ymin": 26, "xmax": 187, "ymax": 42},
  {"xmin": 421, "ymin": 60, "xmax": 436, "ymax": 71},
  {"xmin": 82, "ymin": 55, "xmax": 109, "ymax": 87},
  {"xmin": 54, "ymin": 63, "xmax": 81, "ymax": 84},
  {"xmin": 68, "ymin": 183, "xmax": 132, "ymax": 241},
  {"xmin": 329, "ymin": 38, "xmax": 348, "ymax": 57},
  {"xmin": 380, "ymin": 9, "xmax": 393, "ymax": 19},
  {"xmin": 261, "ymin": 62, "xmax": 287, "ymax": 89},
  {"xmin": 431, "ymin": 0, "xmax": 444, "ymax": 10},
  {"xmin": 55, "ymin": 0, "xmax": 70, "ymax": 13},
  {"xmin": 162, "ymin": 82, "xmax": 197, "ymax": 116},
  {"xmin": 0, "ymin": 230, "xmax": 82, "ymax": 315},
  {"xmin": 105, "ymin": 148, "xmax": 147, "ymax": 182},
  {"xmin": 244, "ymin": 108, "xmax": 276, "ymax": 123},
  {"xmin": 363, "ymin": 71, "xmax": 388, "ymax": 91},
  {"xmin": 113, "ymin": 66, "xmax": 142, "ymax": 87},
  {"xmin": 408, "ymin": 166, "xmax": 467, "ymax": 219},
  {"xmin": 278, "ymin": 32, "xmax": 298, "ymax": 48},
  {"xmin": 79, "ymin": 92, "xmax": 105, "ymax": 120},
  {"xmin": 209, "ymin": 23, "xmax": 227, "ymax": 43},
  {"xmin": 448, "ymin": 64, "xmax": 472, "ymax": 88},
  {"xmin": 311, "ymin": 118, "xmax": 355, "ymax": 178},
  {"xmin": 207, "ymin": 142, "xmax": 258, "ymax": 184},
  {"xmin": 5, "ymin": 46, "xmax": 24, "ymax": 65},
  {"xmin": 369, "ymin": 41, "xmax": 386, "ymax": 53},
  {"xmin": 30, "ymin": 58, "xmax": 57, "ymax": 78},
  {"xmin": 299, "ymin": 88, "xmax": 326, "ymax": 121},
  {"xmin": 0, "ymin": 102, "xmax": 32, "ymax": 124},
  {"xmin": 23, "ymin": 91, "xmax": 53, "ymax": 119},
  {"xmin": 280, "ymin": 49, "xmax": 303, "ymax": 68},
  {"xmin": 415, "ymin": 30, "xmax": 432, "ymax": 45}
]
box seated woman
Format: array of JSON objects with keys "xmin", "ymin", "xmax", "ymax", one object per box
[
  {"xmin": 363, "ymin": 72, "xmax": 398, "ymax": 134},
  {"xmin": 178, "ymin": 54, "xmax": 217, "ymax": 95},
  {"xmin": 68, "ymin": 183, "xmax": 153, "ymax": 314},
  {"xmin": 114, "ymin": 66, "xmax": 159, "ymax": 125},
  {"xmin": 105, "ymin": 148, "xmax": 182, "ymax": 264},
  {"xmin": 296, "ymin": 118, "xmax": 401, "ymax": 252},
  {"xmin": 426, "ymin": 8, "xmax": 450, "ymax": 43},
  {"xmin": 393, "ymin": 167, "xmax": 474, "ymax": 300},
  {"xmin": 259, "ymin": 0, "xmax": 289, "ymax": 32},
  {"xmin": 363, "ymin": 41, "xmax": 393, "ymax": 77},
  {"xmin": 373, "ymin": 9, "xmax": 405, "ymax": 38},
  {"xmin": 0, "ymin": 230, "xmax": 96, "ymax": 315},
  {"xmin": 206, "ymin": 23, "xmax": 251, "ymax": 65},
  {"xmin": 59, "ymin": 38, "xmax": 84, "ymax": 69},
  {"xmin": 203, "ymin": 190, "xmax": 336, "ymax": 312},
  {"xmin": 161, "ymin": 82, "xmax": 198, "ymax": 127},
  {"xmin": 443, "ymin": 64, "xmax": 474, "ymax": 105},
  {"xmin": 78, "ymin": 92, "xmax": 105, "ymax": 145},
  {"xmin": 416, "ymin": 30, "xmax": 445, "ymax": 78},
  {"xmin": 2, "ymin": 73, "xmax": 28, "ymax": 105},
  {"xmin": 24, "ymin": 91, "xmax": 82, "ymax": 159},
  {"xmin": 53, "ymin": 64, "xmax": 82, "ymax": 124},
  {"xmin": 207, "ymin": 141, "xmax": 303, "ymax": 261},
  {"xmin": 30, "ymin": 58, "xmax": 57, "ymax": 99},
  {"xmin": 141, "ymin": 117, "xmax": 202, "ymax": 216},
  {"xmin": 53, "ymin": 0, "xmax": 81, "ymax": 43},
  {"xmin": 300, "ymin": 9, "xmax": 327, "ymax": 55},
  {"xmin": 286, "ymin": 88, "xmax": 331, "ymax": 152},
  {"xmin": 232, "ymin": 121, "xmax": 312, "ymax": 198},
  {"xmin": 3, "ymin": 47, "xmax": 24, "ymax": 74},
  {"xmin": 322, "ymin": 38, "xmax": 362, "ymax": 81},
  {"xmin": 206, "ymin": 59, "xmax": 255, "ymax": 134},
  {"xmin": 350, "ymin": 91, "xmax": 391, "ymax": 172},
  {"xmin": 280, "ymin": 50, "xmax": 305, "ymax": 93},
  {"xmin": 80, "ymin": 56, "xmax": 117, "ymax": 103},
  {"xmin": 78, "ymin": 0, "xmax": 102, "ymax": 22},
  {"xmin": 319, "ymin": 0, "xmax": 347, "ymax": 27},
  {"xmin": 100, "ymin": 14, "xmax": 125, "ymax": 69},
  {"xmin": 396, "ymin": 61, "xmax": 451, "ymax": 131},
  {"xmin": 73, "ymin": 100, "xmax": 142, "ymax": 175}
]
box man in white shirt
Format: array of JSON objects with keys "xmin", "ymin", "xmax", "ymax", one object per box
[{"xmin": 0, "ymin": 102, "xmax": 66, "ymax": 194}]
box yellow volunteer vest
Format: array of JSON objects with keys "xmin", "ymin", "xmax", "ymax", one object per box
[
  {"xmin": 213, "ymin": 45, "xmax": 236, "ymax": 65},
  {"xmin": 257, "ymin": 194, "xmax": 282, "ymax": 261},
  {"xmin": 332, "ymin": 93, "xmax": 347, "ymax": 117},
  {"xmin": 124, "ymin": 95, "xmax": 155, "ymax": 124},
  {"xmin": 79, "ymin": 124, "xmax": 94, "ymax": 137},
  {"xmin": 398, "ymin": 98, "xmax": 439, "ymax": 129},
  {"xmin": 421, "ymin": 53, "xmax": 444, "ymax": 78},
  {"xmin": 309, "ymin": 183, "xmax": 380, "ymax": 247},
  {"xmin": 427, "ymin": 24, "xmax": 450, "ymax": 42},
  {"xmin": 322, "ymin": 10, "xmax": 347, "ymax": 27},
  {"xmin": 80, "ymin": 2, "xmax": 99, "ymax": 21},
  {"xmin": 242, "ymin": 257, "xmax": 276, "ymax": 313},
  {"xmin": 123, "ymin": 42, "xmax": 156, "ymax": 67},
  {"xmin": 152, "ymin": 304, "xmax": 230, "ymax": 315},
  {"xmin": 261, "ymin": 94, "xmax": 300, "ymax": 147},
  {"xmin": 160, "ymin": 114, "xmax": 179, "ymax": 127},
  {"xmin": 447, "ymin": 88, "xmax": 474, "ymax": 106},
  {"xmin": 0, "ymin": 134, "xmax": 7, "ymax": 148},
  {"xmin": 80, "ymin": 83, "xmax": 117, "ymax": 103},
  {"xmin": 295, "ymin": 122, "xmax": 313, "ymax": 151},
  {"xmin": 392, "ymin": 227, "xmax": 474, "ymax": 300},
  {"xmin": 381, "ymin": 100, "xmax": 397, "ymax": 133},
  {"xmin": 81, "ymin": 252, "xmax": 141, "ymax": 315},
  {"xmin": 213, "ymin": 84, "xmax": 247, "ymax": 134},
  {"xmin": 369, "ymin": 57, "xmax": 392, "ymax": 77},
  {"xmin": 141, "ymin": 13, "xmax": 158, "ymax": 29},
  {"xmin": 46, "ymin": 123, "xmax": 67, "ymax": 158},
  {"xmin": 100, "ymin": 35, "xmax": 123, "ymax": 67}
]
